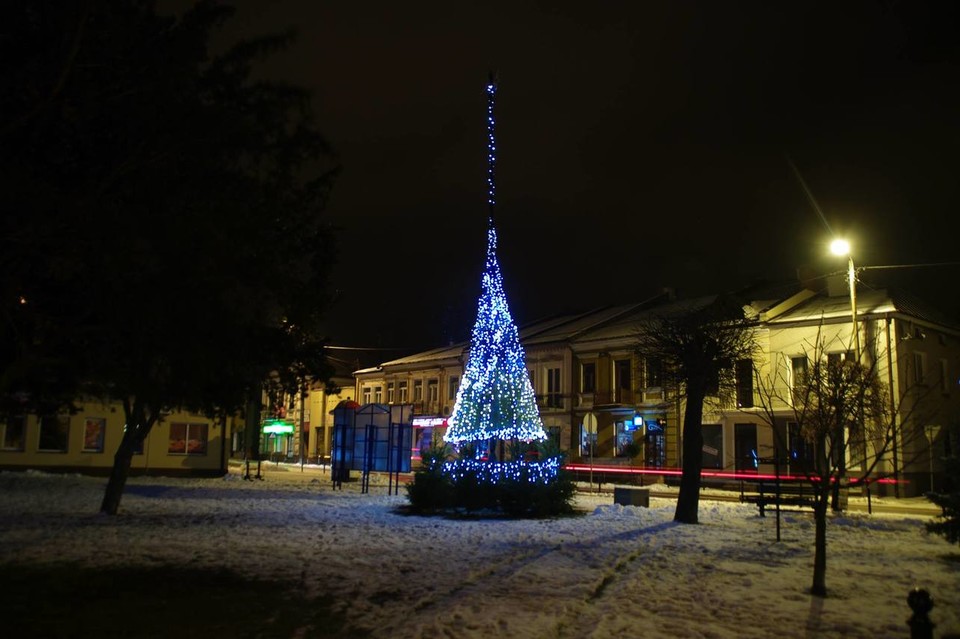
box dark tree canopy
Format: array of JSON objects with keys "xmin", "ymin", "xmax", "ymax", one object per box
[{"xmin": 1, "ymin": 0, "xmax": 340, "ymax": 511}]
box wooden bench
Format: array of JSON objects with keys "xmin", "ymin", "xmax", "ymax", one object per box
[{"xmin": 741, "ymin": 481, "xmax": 818, "ymax": 517}]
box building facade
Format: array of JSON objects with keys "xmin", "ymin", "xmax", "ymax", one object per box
[
  {"xmin": 0, "ymin": 400, "xmax": 227, "ymax": 476},
  {"xmin": 354, "ymin": 282, "xmax": 960, "ymax": 497}
]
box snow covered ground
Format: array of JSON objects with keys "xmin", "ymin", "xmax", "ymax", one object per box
[{"xmin": 0, "ymin": 464, "xmax": 957, "ymax": 638}]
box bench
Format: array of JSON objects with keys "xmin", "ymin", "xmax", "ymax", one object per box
[
  {"xmin": 613, "ymin": 487, "xmax": 650, "ymax": 508},
  {"xmin": 741, "ymin": 481, "xmax": 818, "ymax": 517}
]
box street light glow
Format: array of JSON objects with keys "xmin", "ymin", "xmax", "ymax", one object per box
[{"xmin": 830, "ymin": 238, "xmax": 851, "ymax": 256}]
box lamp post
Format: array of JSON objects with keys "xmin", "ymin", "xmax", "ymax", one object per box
[{"xmin": 830, "ymin": 238, "xmax": 860, "ymax": 360}]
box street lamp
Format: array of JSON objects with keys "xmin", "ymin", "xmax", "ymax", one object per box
[{"xmin": 830, "ymin": 238, "xmax": 860, "ymax": 360}]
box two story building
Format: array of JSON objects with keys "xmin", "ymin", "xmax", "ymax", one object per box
[{"xmin": 354, "ymin": 280, "xmax": 960, "ymax": 497}]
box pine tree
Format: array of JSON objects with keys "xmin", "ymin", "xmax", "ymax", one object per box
[{"xmin": 926, "ymin": 455, "xmax": 960, "ymax": 545}]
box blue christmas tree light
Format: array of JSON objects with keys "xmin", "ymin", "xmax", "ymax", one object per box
[{"xmin": 445, "ymin": 75, "xmax": 547, "ymax": 446}]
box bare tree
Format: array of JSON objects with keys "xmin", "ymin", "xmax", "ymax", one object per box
[
  {"xmin": 752, "ymin": 327, "xmax": 936, "ymax": 596},
  {"xmin": 635, "ymin": 295, "xmax": 758, "ymax": 524}
]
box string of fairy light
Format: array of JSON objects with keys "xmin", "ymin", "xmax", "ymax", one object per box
[{"xmin": 444, "ymin": 74, "xmax": 548, "ymax": 450}]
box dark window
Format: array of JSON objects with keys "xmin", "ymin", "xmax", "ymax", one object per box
[
  {"xmin": 646, "ymin": 357, "xmax": 662, "ymax": 388},
  {"xmin": 448, "ymin": 375, "xmax": 459, "ymax": 400},
  {"xmin": 38, "ymin": 415, "xmax": 70, "ymax": 452},
  {"xmin": 547, "ymin": 368, "xmax": 561, "ymax": 407},
  {"xmin": 581, "ymin": 363, "xmax": 596, "ymax": 393},
  {"xmin": 1, "ymin": 415, "xmax": 26, "ymax": 451},
  {"xmin": 735, "ymin": 359, "xmax": 754, "ymax": 408}
]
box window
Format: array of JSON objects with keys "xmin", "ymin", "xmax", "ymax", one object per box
[
  {"xmin": 427, "ymin": 379, "xmax": 439, "ymax": 402},
  {"xmin": 123, "ymin": 423, "xmax": 144, "ymax": 454},
  {"xmin": 547, "ymin": 426, "xmax": 562, "ymax": 447},
  {"xmin": 645, "ymin": 357, "xmax": 662, "ymax": 388},
  {"xmin": 914, "ymin": 352, "xmax": 927, "ymax": 385},
  {"xmin": 735, "ymin": 359, "xmax": 754, "ymax": 408},
  {"xmin": 1, "ymin": 415, "xmax": 26, "ymax": 451},
  {"xmin": 168, "ymin": 422, "xmax": 208, "ymax": 455},
  {"xmin": 399, "ymin": 381, "xmax": 408, "ymax": 403},
  {"xmin": 38, "ymin": 415, "xmax": 70, "ymax": 452},
  {"xmin": 448, "ymin": 375, "xmax": 459, "ymax": 400},
  {"xmin": 413, "ymin": 379, "xmax": 423, "ymax": 402},
  {"xmin": 387, "ymin": 382, "xmax": 395, "ymax": 404},
  {"xmin": 827, "ymin": 351, "xmax": 854, "ymax": 368},
  {"xmin": 83, "ymin": 417, "xmax": 106, "ymax": 453},
  {"xmin": 581, "ymin": 363, "xmax": 596, "ymax": 393},
  {"xmin": 791, "ymin": 356, "xmax": 808, "ymax": 402},
  {"xmin": 615, "ymin": 359, "xmax": 631, "ymax": 402},
  {"xmin": 546, "ymin": 367, "xmax": 561, "ymax": 408},
  {"xmin": 362, "ymin": 387, "xmax": 372, "ymax": 404},
  {"xmin": 374, "ymin": 386, "xmax": 382, "ymax": 403}
]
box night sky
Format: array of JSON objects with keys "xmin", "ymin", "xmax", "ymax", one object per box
[{"xmin": 173, "ymin": 1, "xmax": 960, "ymax": 349}]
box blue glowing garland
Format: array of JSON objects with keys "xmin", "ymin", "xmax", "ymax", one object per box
[
  {"xmin": 442, "ymin": 456, "xmax": 560, "ymax": 485},
  {"xmin": 444, "ymin": 76, "xmax": 547, "ymax": 445}
]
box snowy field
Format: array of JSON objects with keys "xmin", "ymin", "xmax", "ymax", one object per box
[{"xmin": 0, "ymin": 465, "xmax": 957, "ymax": 639}]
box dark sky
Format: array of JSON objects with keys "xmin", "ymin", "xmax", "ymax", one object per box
[{"xmin": 172, "ymin": 1, "xmax": 960, "ymax": 349}]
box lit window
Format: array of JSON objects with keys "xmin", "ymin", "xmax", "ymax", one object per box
[
  {"xmin": 168, "ymin": 423, "xmax": 208, "ymax": 455},
  {"xmin": 83, "ymin": 417, "xmax": 106, "ymax": 453}
]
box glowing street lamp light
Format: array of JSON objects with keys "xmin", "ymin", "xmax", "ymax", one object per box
[{"xmin": 830, "ymin": 238, "xmax": 860, "ymax": 361}]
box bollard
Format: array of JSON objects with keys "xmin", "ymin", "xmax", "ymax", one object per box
[{"xmin": 907, "ymin": 588, "xmax": 934, "ymax": 639}]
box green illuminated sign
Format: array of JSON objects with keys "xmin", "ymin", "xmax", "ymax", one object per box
[{"xmin": 262, "ymin": 420, "xmax": 296, "ymax": 435}]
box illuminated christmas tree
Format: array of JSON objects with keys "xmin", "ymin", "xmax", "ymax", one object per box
[{"xmin": 444, "ymin": 76, "xmax": 547, "ymax": 448}]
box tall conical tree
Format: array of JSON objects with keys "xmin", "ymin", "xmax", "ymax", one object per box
[{"xmin": 444, "ymin": 76, "xmax": 546, "ymax": 446}]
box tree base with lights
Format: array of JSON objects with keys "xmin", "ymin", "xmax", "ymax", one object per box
[{"xmin": 406, "ymin": 439, "xmax": 576, "ymax": 518}]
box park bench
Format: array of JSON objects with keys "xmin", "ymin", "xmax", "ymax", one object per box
[{"xmin": 741, "ymin": 480, "xmax": 818, "ymax": 517}]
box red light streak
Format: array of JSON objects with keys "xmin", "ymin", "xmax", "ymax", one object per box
[{"xmin": 561, "ymin": 463, "xmax": 907, "ymax": 484}]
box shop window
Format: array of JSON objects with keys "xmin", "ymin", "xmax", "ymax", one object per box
[
  {"xmin": 38, "ymin": 415, "xmax": 70, "ymax": 452},
  {"xmin": 83, "ymin": 417, "xmax": 106, "ymax": 453},
  {"xmin": 168, "ymin": 423, "xmax": 208, "ymax": 455},
  {"xmin": 581, "ymin": 363, "xmax": 596, "ymax": 393},
  {"xmin": 1, "ymin": 415, "xmax": 26, "ymax": 451}
]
